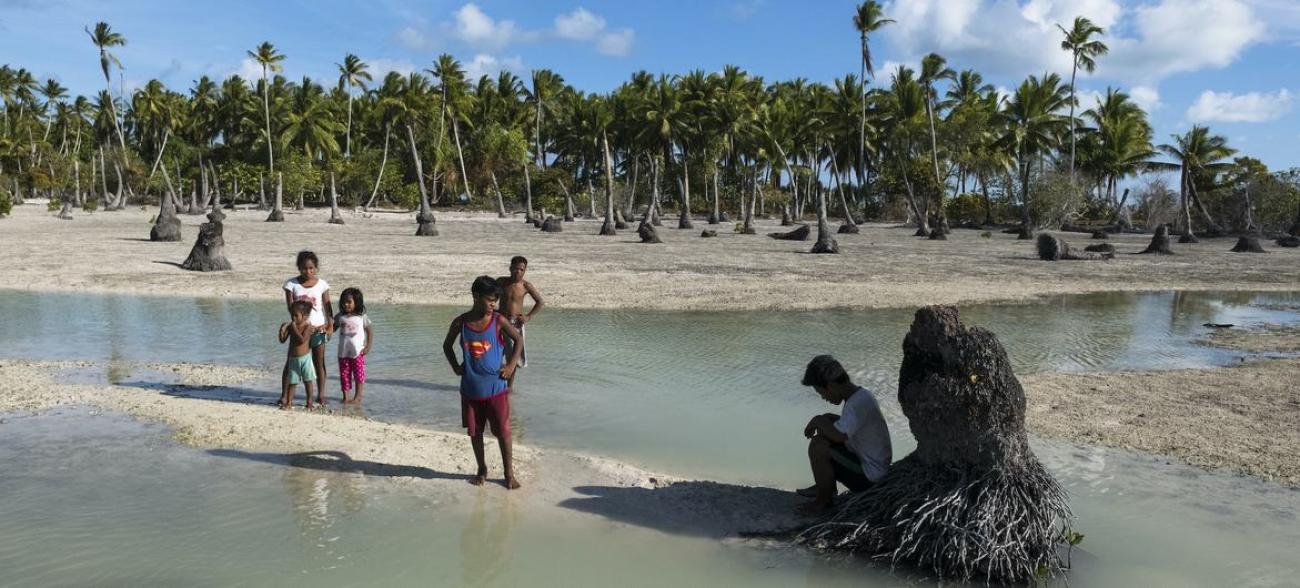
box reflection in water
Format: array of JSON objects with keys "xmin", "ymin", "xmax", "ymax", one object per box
[
  {"xmin": 459, "ymin": 491, "xmax": 518, "ymax": 587},
  {"xmin": 282, "ymin": 452, "xmax": 367, "ymax": 569}
]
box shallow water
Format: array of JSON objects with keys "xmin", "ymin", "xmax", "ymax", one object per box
[{"xmin": 2, "ymin": 289, "xmax": 1300, "ymax": 586}]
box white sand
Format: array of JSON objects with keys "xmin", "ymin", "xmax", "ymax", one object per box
[{"xmin": 1, "ymin": 203, "xmax": 1296, "ymax": 310}]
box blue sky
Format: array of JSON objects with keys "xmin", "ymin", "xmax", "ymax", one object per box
[{"xmin": 2, "ymin": 0, "xmax": 1298, "ymax": 170}]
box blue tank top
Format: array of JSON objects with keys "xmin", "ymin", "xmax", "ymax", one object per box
[{"xmin": 460, "ymin": 312, "xmax": 509, "ymax": 399}]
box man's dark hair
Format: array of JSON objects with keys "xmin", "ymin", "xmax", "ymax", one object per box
[
  {"xmin": 802, "ymin": 355, "xmax": 850, "ymax": 388},
  {"xmin": 339, "ymin": 287, "xmax": 366, "ymax": 315},
  {"xmin": 290, "ymin": 300, "xmax": 313, "ymax": 316},
  {"xmin": 510, "ymin": 255, "xmax": 528, "ymax": 268},
  {"xmin": 296, "ymin": 250, "xmax": 319, "ymax": 269},
  {"xmin": 471, "ymin": 275, "xmax": 502, "ymax": 299}
]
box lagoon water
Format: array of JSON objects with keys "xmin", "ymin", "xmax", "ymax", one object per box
[{"xmin": 2, "ymin": 290, "xmax": 1299, "ymax": 586}]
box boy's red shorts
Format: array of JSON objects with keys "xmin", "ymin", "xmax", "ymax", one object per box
[{"xmin": 461, "ymin": 392, "xmax": 510, "ymax": 438}]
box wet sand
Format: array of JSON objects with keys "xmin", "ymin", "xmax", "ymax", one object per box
[
  {"xmin": 1, "ymin": 203, "xmax": 1296, "ymax": 310},
  {"xmin": 0, "ymin": 359, "xmax": 804, "ymax": 537}
]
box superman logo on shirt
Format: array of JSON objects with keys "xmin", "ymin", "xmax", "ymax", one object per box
[{"xmin": 466, "ymin": 340, "xmax": 492, "ymax": 359}]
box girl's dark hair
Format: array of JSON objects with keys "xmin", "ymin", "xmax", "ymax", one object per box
[
  {"xmin": 296, "ymin": 250, "xmax": 319, "ymax": 269},
  {"xmin": 339, "ymin": 287, "xmax": 366, "ymax": 315},
  {"xmin": 802, "ymin": 355, "xmax": 850, "ymax": 388},
  {"xmin": 471, "ymin": 275, "xmax": 502, "ymax": 299}
]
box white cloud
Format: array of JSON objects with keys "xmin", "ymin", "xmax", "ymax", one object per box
[
  {"xmin": 596, "ymin": 29, "xmax": 634, "ymax": 56},
  {"xmin": 1186, "ymin": 89, "xmax": 1292, "ymax": 123},
  {"xmin": 365, "ymin": 58, "xmax": 416, "ymax": 80},
  {"xmin": 232, "ymin": 57, "xmax": 264, "ymax": 81},
  {"xmin": 1073, "ymin": 88, "xmax": 1106, "ymax": 112},
  {"xmin": 463, "ymin": 54, "xmax": 524, "ymax": 81},
  {"xmin": 1130, "ymin": 85, "xmax": 1161, "ymax": 111},
  {"xmin": 1105, "ymin": 0, "xmax": 1265, "ymax": 80},
  {"xmin": 448, "ymin": 3, "xmax": 532, "ymax": 51},
  {"xmin": 554, "ymin": 7, "xmax": 606, "ymax": 41},
  {"xmin": 395, "ymin": 26, "xmax": 435, "ymax": 51}
]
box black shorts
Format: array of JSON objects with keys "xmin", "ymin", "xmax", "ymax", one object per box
[{"xmin": 829, "ymin": 442, "xmax": 873, "ymax": 492}]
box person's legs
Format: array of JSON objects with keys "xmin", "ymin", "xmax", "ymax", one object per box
[
  {"xmin": 487, "ymin": 394, "xmax": 518, "ymax": 489},
  {"xmin": 803, "ymin": 436, "xmax": 837, "ymax": 508},
  {"xmin": 338, "ymin": 357, "xmax": 354, "ymax": 403},
  {"xmin": 352, "ymin": 355, "xmax": 366, "ymax": 404},
  {"xmin": 828, "ymin": 443, "xmax": 872, "ymax": 493},
  {"xmin": 311, "ymin": 341, "xmax": 328, "ymax": 404},
  {"xmin": 464, "ymin": 397, "xmax": 489, "ymax": 485},
  {"xmin": 279, "ymin": 361, "xmax": 293, "ymax": 409}
]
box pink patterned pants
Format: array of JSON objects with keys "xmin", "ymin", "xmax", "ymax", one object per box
[{"xmin": 338, "ymin": 355, "xmax": 366, "ymax": 392}]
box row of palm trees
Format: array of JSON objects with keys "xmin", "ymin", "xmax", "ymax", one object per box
[{"xmin": 0, "ymin": 4, "xmax": 1268, "ymax": 247}]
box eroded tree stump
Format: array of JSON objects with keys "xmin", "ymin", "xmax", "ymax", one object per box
[
  {"xmin": 1037, "ymin": 233, "xmax": 1110, "ymax": 261},
  {"xmin": 768, "ymin": 224, "xmax": 810, "ymax": 241},
  {"xmin": 1084, "ymin": 243, "xmax": 1115, "ymax": 254},
  {"xmin": 837, "ymin": 222, "xmax": 860, "ymax": 234},
  {"xmin": 541, "ymin": 216, "xmax": 564, "ymax": 233},
  {"xmin": 700, "ymin": 229, "xmax": 717, "ymax": 238},
  {"xmin": 181, "ymin": 215, "xmax": 232, "ymax": 272},
  {"xmin": 781, "ymin": 206, "xmax": 793, "ymax": 226},
  {"xmin": 151, "ymin": 193, "xmax": 182, "ymax": 242},
  {"xmin": 1017, "ymin": 225, "xmax": 1034, "ymax": 240},
  {"xmin": 928, "ymin": 230, "xmax": 947, "ymax": 241},
  {"xmin": 810, "ymin": 234, "xmax": 839, "ymax": 254},
  {"xmin": 1276, "ymin": 235, "xmax": 1299, "ymax": 248},
  {"xmin": 1091, "ymin": 231, "xmax": 1109, "ymax": 240},
  {"xmin": 798, "ymin": 306, "xmax": 1072, "ymax": 584},
  {"xmin": 1230, "ymin": 236, "xmax": 1266, "ymax": 253},
  {"xmin": 1178, "ymin": 231, "xmax": 1199, "ymax": 244},
  {"xmin": 637, "ymin": 220, "xmax": 662, "ymax": 243},
  {"xmin": 1138, "ymin": 225, "xmax": 1174, "ymax": 255}
]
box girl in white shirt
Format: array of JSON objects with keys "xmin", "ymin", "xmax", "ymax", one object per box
[
  {"xmin": 284, "ymin": 251, "xmax": 333, "ymax": 405},
  {"xmin": 334, "ymin": 287, "xmax": 374, "ymax": 404}
]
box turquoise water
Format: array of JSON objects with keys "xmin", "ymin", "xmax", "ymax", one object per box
[{"xmin": 2, "ymin": 289, "xmax": 1299, "ymax": 586}]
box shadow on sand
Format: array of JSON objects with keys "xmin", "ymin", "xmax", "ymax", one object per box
[
  {"xmin": 362, "ymin": 377, "xmax": 459, "ymax": 393},
  {"xmin": 558, "ymin": 480, "xmax": 806, "ymax": 538},
  {"xmin": 116, "ymin": 380, "xmax": 278, "ymax": 407},
  {"xmin": 208, "ymin": 449, "xmax": 475, "ymax": 482}
]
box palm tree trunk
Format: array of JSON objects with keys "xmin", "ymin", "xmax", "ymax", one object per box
[
  {"xmin": 559, "ymin": 178, "xmax": 575, "ymax": 222},
  {"xmin": 522, "ymin": 161, "xmax": 535, "ymax": 221},
  {"xmin": 328, "ymin": 172, "xmax": 344, "ymax": 224},
  {"xmin": 858, "ymin": 34, "xmax": 869, "ymax": 192},
  {"xmin": 345, "ymin": 81, "xmax": 354, "ymax": 158},
  {"xmin": 405, "ymin": 123, "xmax": 435, "ymax": 236},
  {"xmin": 147, "ymin": 129, "xmax": 170, "ymax": 182},
  {"xmin": 677, "ymin": 145, "xmax": 693, "ymax": 229},
  {"xmin": 1068, "ymin": 56, "xmax": 1078, "ymax": 179},
  {"xmin": 1180, "ymin": 167, "xmax": 1195, "ymax": 238},
  {"xmin": 599, "ymin": 130, "xmax": 616, "ymax": 235},
  {"xmin": 365, "ymin": 124, "xmax": 391, "ymax": 210},
  {"xmin": 490, "ymin": 169, "xmax": 507, "ymax": 218},
  {"xmin": 1187, "ymin": 177, "xmax": 1222, "ymax": 235},
  {"xmin": 451, "ymin": 118, "xmax": 471, "ymax": 201},
  {"xmin": 828, "ymin": 146, "xmax": 857, "ymax": 232},
  {"xmin": 626, "ymin": 154, "xmax": 639, "ymax": 213},
  {"xmin": 811, "ymin": 173, "xmax": 838, "ymax": 254},
  {"xmin": 262, "ymin": 68, "xmax": 274, "ymax": 174},
  {"xmin": 979, "ymin": 173, "xmax": 993, "ymax": 225},
  {"xmin": 926, "ymin": 94, "xmax": 948, "ymax": 232}
]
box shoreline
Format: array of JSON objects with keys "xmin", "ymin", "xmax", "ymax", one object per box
[{"xmin": 1, "ymin": 204, "xmax": 1296, "ymax": 311}]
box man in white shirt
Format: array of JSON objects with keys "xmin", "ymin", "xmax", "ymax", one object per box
[{"xmin": 797, "ymin": 355, "xmax": 892, "ymax": 515}]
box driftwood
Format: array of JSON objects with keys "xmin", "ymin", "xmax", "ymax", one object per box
[
  {"xmin": 768, "ymin": 224, "xmax": 810, "ymax": 241},
  {"xmin": 1084, "ymin": 243, "xmax": 1115, "ymax": 254},
  {"xmin": 1230, "ymin": 236, "xmax": 1266, "ymax": 253},
  {"xmin": 1037, "ymin": 233, "xmax": 1110, "ymax": 261},
  {"xmin": 1138, "ymin": 225, "xmax": 1174, "ymax": 255},
  {"xmin": 798, "ymin": 306, "xmax": 1072, "ymax": 584},
  {"xmin": 181, "ymin": 213, "xmax": 232, "ymax": 272}
]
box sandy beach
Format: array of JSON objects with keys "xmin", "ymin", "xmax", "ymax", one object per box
[{"xmin": 1, "ymin": 203, "xmax": 1296, "ymax": 311}]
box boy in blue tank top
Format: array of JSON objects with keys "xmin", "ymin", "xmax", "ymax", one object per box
[{"xmin": 443, "ymin": 276, "xmax": 525, "ymax": 489}]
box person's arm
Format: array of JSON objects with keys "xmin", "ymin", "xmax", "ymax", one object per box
[
  {"xmin": 291, "ymin": 320, "xmax": 314, "ymax": 343},
  {"xmin": 283, "ymin": 287, "xmax": 295, "ymax": 315},
  {"xmin": 443, "ymin": 316, "xmax": 464, "ymax": 376},
  {"xmin": 361, "ymin": 318, "xmax": 374, "ymax": 357},
  {"xmin": 521, "ymin": 281, "xmax": 545, "ymax": 322},
  {"xmin": 279, "ymin": 322, "xmax": 290, "ymax": 343},
  {"xmin": 321, "ymin": 289, "xmax": 333, "ymax": 336},
  {"xmin": 803, "ymin": 413, "xmax": 848, "ymax": 443},
  {"xmin": 498, "ymin": 318, "xmax": 523, "ymax": 378}
]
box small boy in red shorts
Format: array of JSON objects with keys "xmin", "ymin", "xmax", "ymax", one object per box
[{"xmin": 443, "ymin": 276, "xmax": 524, "ymax": 489}]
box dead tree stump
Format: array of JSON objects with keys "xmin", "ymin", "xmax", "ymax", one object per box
[
  {"xmin": 768, "ymin": 224, "xmax": 811, "ymax": 241},
  {"xmin": 719, "ymin": 211, "xmax": 731, "ymax": 223},
  {"xmin": 1138, "ymin": 224, "xmax": 1174, "ymax": 255},
  {"xmin": 541, "ymin": 216, "xmax": 564, "ymax": 233},
  {"xmin": 56, "ymin": 200, "xmax": 74, "ymax": 220},
  {"xmin": 1178, "ymin": 230, "xmax": 1199, "ymax": 244},
  {"xmin": 265, "ymin": 173, "xmax": 285, "ymax": 222},
  {"xmin": 838, "ymin": 222, "xmax": 860, "ymax": 234},
  {"xmin": 700, "ymin": 229, "xmax": 718, "ymax": 238},
  {"xmin": 781, "ymin": 206, "xmax": 794, "ymax": 226},
  {"xmin": 1230, "ymin": 236, "xmax": 1266, "ymax": 253},
  {"xmin": 150, "ymin": 192, "xmax": 183, "ymax": 242},
  {"xmin": 181, "ymin": 215, "xmax": 232, "ymax": 271},
  {"xmin": 1276, "ymin": 235, "xmax": 1300, "ymax": 248},
  {"xmin": 798, "ymin": 306, "xmax": 1072, "ymax": 584},
  {"xmin": 637, "ymin": 220, "xmax": 662, "ymax": 243},
  {"xmin": 811, "ymin": 234, "xmax": 839, "ymax": 254},
  {"xmin": 1037, "ymin": 233, "xmax": 1110, "ymax": 260},
  {"xmin": 1091, "ymin": 231, "xmax": 1109, "ymax": 240},
  {"xmin": 415, "ymin": 211, "xmax": 438, "ymax": 236},
  {"xmin": 1017, "ymin": 225, "xmax": 1034, "ymax": 240},
  {"xmin": 1084, "ymin": 243, "xmax": 1115, "ymax": 254},
  {"xmin": 928, "ymin": 230, "xmax": 947, "ymax": 241}
]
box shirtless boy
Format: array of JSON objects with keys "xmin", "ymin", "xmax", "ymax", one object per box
[
  {"xmin": 497, "ymin": 256, "xmax": 544, "ymax": 390},
  {"xmin": 278, "ymin": 300, "xmax": 319, "ymax": 410}
]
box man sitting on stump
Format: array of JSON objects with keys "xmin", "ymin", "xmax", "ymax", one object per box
[{"xmin": 797, "ymin": 355, "xmax": 892, "ymax": 515}]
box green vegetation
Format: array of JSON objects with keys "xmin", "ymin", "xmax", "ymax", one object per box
[{"xmin": 0, "ymin": 6, "xmax": 1293, "ymax": 238}]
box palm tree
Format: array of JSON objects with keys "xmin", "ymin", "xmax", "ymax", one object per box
[
  {"xmin": 1058, "ymin": 16, "xmax": 1108, "ymax": 179},
  {"xmin": 1000, "ymin": 73, "xmax": 1069, "ymax": 230},
  {"xmin": 248, "ymin": 42, "xmax": 285, "ymax": 173},
  {"xmin": 85, "ymin": 22, "xmax": 128, "ymax": 151},
  {"xmin": 430, "ymin": 54, "xmax": 473, "ymax": 202},
  {"xmin": 918, "ymin": 53, "xmax": 954, "ymax": 230},
  {"xmin": 336, "ymin": 54, "xmax": 371, "ymax": 158},
  {"xmin": 1079, "ymin": 88, "xmax": 1155, "ymax": 220},
  {"xmin": 1158, "ymin": 126, "xmax": 1235, "ymax": 240},
  {"xmin": 853, "ymin": 1, "xmax": 893, "ymax": 191}
]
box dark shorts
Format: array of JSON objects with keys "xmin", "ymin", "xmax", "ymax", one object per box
[
  {"xmin": 829, "ymin": 442, "xmax": 873, "ymax": 492},
  {"xmin": 462, "ymin": 392, "xmax": 510, "ymax": 438}
]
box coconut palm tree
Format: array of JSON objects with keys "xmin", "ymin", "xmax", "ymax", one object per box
[
  {"xmin": 1058, "ymin": 16, "xmax": 1108, "ymax": 179},
  {"xmin": 1157, "ymin": 126, "xmax": 1235, "ymax": 240},
  {"xmin": 248, "ymin": 42, "xmax": 285, "ymax": 173},
  {"xmin": 336, "ymin": 54, "xmax": 371, "ymax": 158},
  {"xmin": 852, "ymin": 1, "xmax": 893, "ymax": 190},
  {"xmin": 430, "ymin": 54, "xmax": 474, "ymax": 202},
  {"xmin": 918, "ymin": 53, "xmax": 954, "ymax": 230},
  {"xmin": 1000, "ymin": 73, "xmax": 1069, "ymax": 230},
  {"xmin": 1079, "ymin": 88, "xmax": 1155, "ymax": 218},
  {"xmin": 85, "ymin": 22, "xmax": 128, "ymax": 151}
]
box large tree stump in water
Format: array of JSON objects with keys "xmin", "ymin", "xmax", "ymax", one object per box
[
  {"xmin": 181, "ymin": 214, "xmax": 232, "ymax": 272},
  {"xmin": 150, "ymin": 192, "xmax": 182, "ymax": 242},
  {"xmin": 1037, "ymin": 233, "xmax": 1110, "ymax": 261},
  {"xmin": 768, "ymin": 224, "xmax": 810, "ymax": 241},
  {"xmin": 1230, "ymin": 236, "xmax": 1266, "ymax": 253},
  {"xmin": 1138, "ymin": 224, "xmax": 1174, "ymax": 255},
  {"xmin": 798, "ymin": 306, "xmax": 1072, "ymax": 584}
]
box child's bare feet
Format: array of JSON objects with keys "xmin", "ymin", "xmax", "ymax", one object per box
[
  {"xmin": 470, "ymin": 467, "xmax": 488, "ymax": 486},
  {"xmin": 795, "ymin": 500, "xmax": 835, "ymax": 517},
  {"xmin": 505, "ymin": 476, "xmax": 521, "ymax": 490}
]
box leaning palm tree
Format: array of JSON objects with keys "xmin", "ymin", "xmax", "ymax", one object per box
[
  {"xmin": 1157, "ymin": 126, "xmax": 1235, "ymax": 241},
  {"xmin": 85, "ymin": 22, "xmax": 128, "ymax": 152},
  {"xmin": 853, "ymin": 1, "xmax": 893, "ymax": 192},
  {"xmin": 430, "ymin": 54, "xmax": 473, "ymax": 202},
  {"xmin": 248, "ymin": 42, "xmax": 285, "ymax": 173},
  {"xmin": 918, "ymin": 53, "xmax": 954, "ymax": 231},
  {"xmin": 336, "ymin": 54, "xmax": 371, "ymax": 158},
  {"xmin": 1058, "ymin": 16, "xmax": 1108, "ymax": 179}
]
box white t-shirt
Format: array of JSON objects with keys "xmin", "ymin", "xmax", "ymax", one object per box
[
  {"xmin": 283, "ymin": 277, "xmax": 330, "ymax": 327},
  {"xmin": 835, "ymin": 386, "xmax": 893, "ymax": 482},
  {"xmin": 334, "ymin": 313, "xmax": 371, "ymax": 358}
]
